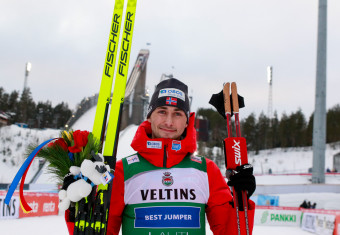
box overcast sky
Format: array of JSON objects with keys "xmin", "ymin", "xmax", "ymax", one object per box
[{"xmin": 1, "ymin": 0, "xmax": 339, "ymax": 120}]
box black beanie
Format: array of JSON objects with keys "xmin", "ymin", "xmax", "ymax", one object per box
[{"xmin": 147, "ymin": 78, "xmax": 190, "ymax": 121}]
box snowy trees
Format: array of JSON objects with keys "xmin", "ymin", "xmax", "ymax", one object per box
[
  {"xmin": 196, "ymin": 107, "xmax": 340, "ymax": 153},
  {"xmin": 0, "ymin": 87, "xmax": 71, "ymax": 128}
]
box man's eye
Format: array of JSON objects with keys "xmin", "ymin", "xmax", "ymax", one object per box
[
  {"xmin": 158, "ymin": 110, "xmax": 166, "ymax": 114},
  {"xmin": 175, "ymin": 112, "xmax": 183, "ymax": 116}
]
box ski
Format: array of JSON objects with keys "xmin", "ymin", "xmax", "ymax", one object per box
[
  {"xmin": 73, "ymin": 0, "xmax": 138, "ymax": 233},
  {"xmin": 223, "ymin": 82, "xmax": 250, "ymax": 235},
  {"xmin": 90, "ymin": 0, "xmax": 138, "ymax": 232},
  {"xmin": 73, "ymin": 0, "xmax": 125, "ymax": 234},
  {"xmin": 82, "ymin": 0, "xmax": 138, "ymax": 234},
  {"xmin": 92, "ymin": 0, "xmax": 125, "ymax": 148}
]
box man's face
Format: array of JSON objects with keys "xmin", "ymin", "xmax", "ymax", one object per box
[{"xmin": 147, "ymin": 106, "xmax": 188, "ymax": 140}]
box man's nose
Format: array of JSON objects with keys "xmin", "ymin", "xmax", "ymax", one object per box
[{"xmin": 164, "ymin": 114, "xmax": 173, "ymax": 126}]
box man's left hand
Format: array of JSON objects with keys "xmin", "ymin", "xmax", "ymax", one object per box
[{"xmin": 227, "ymin": 164, "xmax": 256, "ymax": 198}]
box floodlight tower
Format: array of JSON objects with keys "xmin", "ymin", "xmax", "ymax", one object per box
[
  {"xmin": 23, "ymin": 62, "xmax": 32, "ymax": 91},
  {"xmin": 312, "ymin": 0, "xmax": 327, "ymax": 184},
  {"xmin": 267, "ymin": 66, "xmax": 273, "ymax": 121}
]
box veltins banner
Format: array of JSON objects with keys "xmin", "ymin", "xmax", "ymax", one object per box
[{"xmin": 0, "ymin": 192, "xmax": 20, "ymax": 219}]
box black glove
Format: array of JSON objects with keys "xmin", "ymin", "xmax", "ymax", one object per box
[{"xmin": 227, "ymin": 164, "xmax": 256, "ymax": 210}]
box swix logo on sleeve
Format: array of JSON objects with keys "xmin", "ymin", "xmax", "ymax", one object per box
[
  {"xmin": 147, "ymin": 141, "xmax": 162, "ymax": 149},
  {"xmin": 224, "ymin": 137, "xmax": 248, "ymax": 170},
  {"xmin": 159, "ymin": 88, "xmax": 185, "ymax": 101}
]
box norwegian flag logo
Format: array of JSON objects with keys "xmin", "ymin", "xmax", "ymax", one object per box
[{"xmin": 166, "ymin": 97, "xmax": 177, "ymax": 105}]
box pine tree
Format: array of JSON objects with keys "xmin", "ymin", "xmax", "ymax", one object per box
[
  {"xmin": 53, "ymin": 102, "xmax": 72, "ymax": 128},
  {"xmin": 241, "ymin": 113, "xmax": 257, "ymax": 152},
  {"xmin": 19, "ymin": 88, "xmax": 36, "ymax": 124},
  {"xmin": 327, "ymin": 105, "xmax": 340, "ymax": 143}
]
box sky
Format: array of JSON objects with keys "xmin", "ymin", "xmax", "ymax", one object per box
[{"xmin": 0, "ymin": 0, "xmax": 339, "ymax": 120}]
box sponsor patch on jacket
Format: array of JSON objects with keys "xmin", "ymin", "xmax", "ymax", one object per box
[
  {"xmin": 190, "ymin": 155, "xmax": 202, "ymax": 163},
  {"xmin": 171, "ymin": 140, "xmax": 181, "ymax": 151},
  {"xmin": 159, "ymin": 88, "xmax": 185, "ymax": 101},
  {"xmin": 147, "ymin": 141, "xmax": 162, "ymax": 149},
  {"xmin": 127, "ymin": 155, "xmax": 140, "ymax": 165}
]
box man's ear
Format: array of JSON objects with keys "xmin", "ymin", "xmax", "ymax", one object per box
[{"xmin": 147, "ymin": 118, "xmax": 151, "ymax": 123}]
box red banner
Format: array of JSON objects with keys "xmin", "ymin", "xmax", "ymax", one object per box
[{"xmin": 18, "ymin": 192, "xmax": 59, "ymax": 218}]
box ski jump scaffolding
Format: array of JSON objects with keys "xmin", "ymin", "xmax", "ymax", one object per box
[{"xmin": 65, "ymin": 49, "xmax": 150, "ymax": 130}]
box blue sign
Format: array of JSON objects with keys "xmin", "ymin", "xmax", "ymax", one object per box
[{"xmin": 134, "ymin": 206, "xmax": 200, "ymax": 228}]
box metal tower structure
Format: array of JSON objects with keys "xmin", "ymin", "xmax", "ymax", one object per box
[
  {"xmin": 121, "ymin": 49, "xmax": 150, "ymax": 130},
  {"xmin": 267, "ymin": 66, "xmax": 273, "ymax": 121},
  {"xmin": 312, "ymin": 0, "xmax": 327, "ymax": 184}
]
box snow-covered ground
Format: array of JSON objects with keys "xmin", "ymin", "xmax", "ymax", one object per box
[{"xmin": 0, "ymin": 214, "xmax": 311, "ymax": 235}]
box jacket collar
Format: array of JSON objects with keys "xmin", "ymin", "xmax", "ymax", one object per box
[{"xmin": 131, "ymin": 113, "xmax": 197, "ymax": 168}]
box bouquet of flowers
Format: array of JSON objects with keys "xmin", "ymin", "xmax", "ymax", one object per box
[
  {"xmin": 5, "ymin": 130, "xmax": 112, "ymax": 212},
  {"xmin": 36, "ymin": 130, "xmax": 101, "ymax": 184}
]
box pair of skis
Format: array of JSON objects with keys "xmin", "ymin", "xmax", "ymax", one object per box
[
  {"xmin": 223, "ymin": 82, "xmax": 250, "ymax": 235},
  {"xmin": 73, "ymin": 0, "xmax": 138, "ymax": 234}
]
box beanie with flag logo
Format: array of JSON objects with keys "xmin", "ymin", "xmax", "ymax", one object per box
[{"xmin": 147, "ymin": 78, "xmax": 190, "ymax": 122}]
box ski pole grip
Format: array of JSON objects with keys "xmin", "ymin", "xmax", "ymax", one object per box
[
  {"xmin": 223, "ymin": 82, "xmax": 231, "ymax": 115},
  {"xmin": 231, "ymin": 82, "xmax": 239, "ymax": 112}
]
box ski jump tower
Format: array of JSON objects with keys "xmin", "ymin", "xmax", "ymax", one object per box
[{"xmin": 120, "ymin": 49, "xmax": 150, "ymax": 130}]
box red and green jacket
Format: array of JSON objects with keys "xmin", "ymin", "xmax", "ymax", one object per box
[{"xmin": 66, "ymin": 113, "xmax": 255, "ymax": 235}]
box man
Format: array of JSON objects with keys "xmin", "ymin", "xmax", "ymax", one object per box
[{"xmin": 66, "ymin": 78, "xmax": 256, "ymax": 234}]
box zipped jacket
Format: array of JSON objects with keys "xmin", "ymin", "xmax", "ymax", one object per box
[{"xmin": 66, "ymin": 113, "xmax": 254, "ymax": 235}]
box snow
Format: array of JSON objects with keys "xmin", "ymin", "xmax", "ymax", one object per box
[
  {"xmin": 1, "ymin": 107, "xmax": 340, "ymax": 234},
  {"xmin": 0, "ymin": 125, "xmax": 60, "ymax": 183},
  {"xmin": 249, "ymin": 144, "xmax": 340, "ymax": 175},
  {"xmin": 0, "ymin": 214, "xmax": 311, "ymax": 235}
]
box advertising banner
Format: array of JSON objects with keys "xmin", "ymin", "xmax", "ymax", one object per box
[
  {"xmin": 257, "ymin": 195, "xmax": 279, "ymax": 206},
  {"xmin": 19, "ymin": 192, "xmax": 59, "ymax": 218},
  {"xmin": 255, "ymin": 207, "xmax": 302, "ymax": 227},
  {"xmin": 301, "ymin": 212, "xmax": 335, "ymax": 235},
  {"xmin": 0, "ymin": 191, "xmax": 20, "ymax": 219}
]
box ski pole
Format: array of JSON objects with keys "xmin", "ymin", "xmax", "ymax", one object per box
[
  {"xmin": 231, "ymin": 82, "xmax": 250, "ymax": 235},
  {"xmin": 223, "ymin": 82, "xmax": 241, "ymax": 235}
]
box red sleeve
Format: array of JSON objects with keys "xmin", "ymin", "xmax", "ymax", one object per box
[
  {"xmin": 64, "ymin": 160, "xmax": 125, "ymax": 235},
  {"xmin": 65, "ymin": 209, "xmax": 75, "ymax": 234},
  {"xmin": 205, "ymin": 158, "xmax": 255, "ymax": 235},
  {"xmin": 106, "ymin": 160, "xmax": 125, "ymax": 235}
]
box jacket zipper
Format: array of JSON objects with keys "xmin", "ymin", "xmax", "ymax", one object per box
[{"xmin": 163, "ymin": 144, "xmax": 167, "ymax": 168}]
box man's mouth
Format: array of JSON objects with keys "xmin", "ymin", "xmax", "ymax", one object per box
[{"xmin": 159, "ymin": 127, "xmax": 176, "ymax": 133}]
